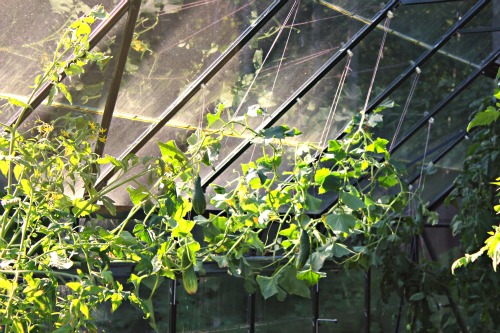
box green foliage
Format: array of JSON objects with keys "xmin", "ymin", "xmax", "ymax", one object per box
[
  {"xmin": 445, "ymin": 70, "xmax": 500, "ymax": 330},
  {"xmin": 451, "ymin": 70, "xmax": 500, "ymax": 272},
  {"xmin": 0, "ymin": 5, "xmax": 454, "ymax": 333}
]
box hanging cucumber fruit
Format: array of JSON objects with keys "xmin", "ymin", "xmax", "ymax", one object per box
[
  {"xmin": 296, "ymin": 229, "xmax": 311, "ymax": 270},
  {"xmin": 192, "ymin": 175, "xmax": 206, "ymax": 215}
]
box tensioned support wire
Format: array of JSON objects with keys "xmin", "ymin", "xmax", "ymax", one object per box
[
  {"xmin": 314, "ymin": 50, "xmax": 499, "ymax": 219},
  {"xmin": 6, "ymin": 0, "xmax": 130, "ymax": 127},
  {"xmin": 94, "ymin": 0, "xmax": 288, "ymax": 191},
  {"xmin": 389, "ymin": 47, "xmax": 500, "ymax": 153},
  {"xmin": 315, "ymin": 36, "xmax": 497, "ymax": 219},
  {"xmin": 201, "ymin": 0, "xmax": 401, "ymax": 189},
  {"xmin": 284, "ymin": 0, "xmax": 490, "ymax": 190}
]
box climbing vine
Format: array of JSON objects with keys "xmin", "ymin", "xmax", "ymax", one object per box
[{"xmin": 0, "ymin": 5, "xmax": 470, "ymax": 333}]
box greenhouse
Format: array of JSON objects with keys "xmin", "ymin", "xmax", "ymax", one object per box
[{"xmin": 0, "ymin": 0, "xmax": 499, "ymax": 332}]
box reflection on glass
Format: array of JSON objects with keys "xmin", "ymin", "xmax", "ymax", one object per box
[
  {"xmin": 255, "ymin": 291, "xmax": 311, "ymax": 332},
  {"xmin": 96, "ymin": 277, "xmax": 170, "ymax": 333},
  {"xmin": 0, "ymin": 0, "xmax": 119, "ymax": 123},
  {"xmin": 177, "ymin": 276, "xmax": 249, "ymax": 332}
]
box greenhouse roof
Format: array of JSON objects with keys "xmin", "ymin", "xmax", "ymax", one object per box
[{"xmin": 1, "ymin": 0, "xmax": 498, "ymax": 214}]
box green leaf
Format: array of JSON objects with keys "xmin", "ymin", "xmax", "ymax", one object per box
[
  {"xmin": 52, "ymin": 326, "xmax": 71, "ymax": 333},
  {"xmin": 111, "ymin": 293, "xmax": 123, "ymax": 312},
  {"xmin": 20, "ymin": 179, "xmax": 31, "ymax": 196},
  {"xmin": 0, "ymin": 95, "xmax": 31, "ymax": 109},
  {"xmin": 409, "ymin": 292, "xmax": 425, "ymax": 301},
  {"xmin": 207, "ymin": 104, "xmax": 223, "ymax": 127},
  {"xmin": 341, "ymin": 192, "xmax": 365, "ymax": 210},
  {"xmin": 101, "ymin": 196, "xmax": 116, "ymax": 216},
  {"xmin": 366, "ymin": 138, "xmax": 389, "ymax": 154},
  {"xmin": 467, "ymin": 106, "xmax": 500, "ymax": 132},
  {"xmin": 278, "ymin": 266, "xmax": 310, "ymax": 298},
  {"xmin": 325, "ymin": 213, "xmax": 356, "ymax": 233},
  {"xmin": 72, "ymin": 198, "xmax": 99, "ymax": 217},
  {"xmin": 332, "ymin": 243, "xmax": 352, "ymax": 257},
  {"xmin": 296, "ymin": 269, "xmax": 325, "ymax": 286},
  {"xmin": 366, "ymin": 113, "xmax": 383, "ymax": 127},
  {"xmin": 66, "ymin": 281, "xmax": 81, "ymax": 292},
  {"xmin": 0, "ymin": 276, "xmax": 13, "ymax": 290},
  {"xmin": 253, "ymin": 49, "xmax": 263, "ymax": 69},
  {"xmin": 80, "ymin": 302, "xmax": 90, "ymax": 319},
  {"xmin": 126, "ymin": 186, "xmax": 149, "ymax": 205},
  {"xmin": 158, "ymin": 140, "xmax": 186, "ymax": 163},
  {"xmin": 260, "ymin": 125, "xmax": 290, "ymax": 139},
  {"xmin": 305, "ymin": 193, "xmax": 322, "ymax": 211},
  {"xmin": 378, "ymin": 173, "xmax": 399, "ymax": 188},
  {"xmin": 65, "ymin": 63, "xmax": 84, "ymax": 75},
  {"xmin": 172, "ymin": 218, "xmax": 195, "ymax": 237},
  {"xmin": 256, "ymin": 275, "xmax": 279, "ymax": 299}
]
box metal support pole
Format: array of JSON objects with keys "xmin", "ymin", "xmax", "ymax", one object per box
[
  {"xmin": 365, "ymin": 269, "xmax": 371, "ymax": 333},
  {"xmin": 247, "ymin": 293, "xmax": 256, "ymax": 333},
  {"xmin": 94, "ymin": 0, "xmax": 142, "ymax": 157},
  {"xmin": 169, "ymin": 279, "xmax": 177, "ymax": 333},
  {"xmin": 312, "ymin": 283, "xmax": 320, "ymax": 333}
]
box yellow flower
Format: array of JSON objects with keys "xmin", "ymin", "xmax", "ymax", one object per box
[
  {"xmin": 89, "ymin": 121, "xmax": 96, "ymax": 131},
  {"xmin": 38, "ymin": 123, "xmax": 54, "ymax": 136},
  {"xmin": 98, "ymin": 135, "xmax": 107, "ymax": 143},
  {"xmin": 99, "ymin": 127, "xmax": 107, "ymax": 134},
  {"xmin": 61, "ymin": 129, "xmax": 70, "ymax": 138}
]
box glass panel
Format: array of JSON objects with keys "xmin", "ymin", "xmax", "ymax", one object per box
[
  {"xmin": 111, "ymin": 0, "xmax": 369, "ymax": 169},
  {"xmin": 255, "ymin": 291, "xmax": 311, "ymax": 332},
  {"xmin": 319, "ymin": 269, "xmax": 365, "ymax": 332},
  {"xmin": 176, "ymin": 276, "xmax": 249, "ymax": 332},
  {"xmin": 373, "ymin": 51, "xmax": 483, "ymax": 151},
  {"xmin": 274, "ymin": 27, "xmax": 425, "ymax": 146},
  {"xmin": 443, "ymin": 2, "xmax": 500, "ymax": 64},
  {"xmin": 96, "ymin": 277, "xmax": 170, "ymax": 332},
  {"xmin": 391, "ymin": 75, "xmax": 494, "ymax": 181},
  {"xmin": 111, "ymin": 0, "xmax": 275, "ymax": 121},
  {"xmin": 387, "ymin": 0, "xmax": 474, "ymax": 45},
  {"xmin": 0, "ymin": 0, "xmax": 119, "ymax": 123}
]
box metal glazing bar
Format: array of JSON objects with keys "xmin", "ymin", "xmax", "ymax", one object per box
[
  {"xmin": 94, "ymin": 0, "xmax": 142, "ymax": 157},
  {"xmin": 312, "ymin": 283, "xmax": 319, "ymax": 333},
  {"xmin": 319, "ymin": 0, "xmax": 478, "ymax": 68},
  {"xmin": 391, "ymin": 48, "xmax": 500, "ymax": 153},
  {"xmin": 406, "ymin": 130, "xmax": 465, "ymax": 186},
  {"xmin": 8, "ymin": 0, "xmax": 130, "ymax": 126},
  {"xmin": 401, "ymin": 0, "xmax": 463, "ymax": 4},
  {"xmin": 202, "ymin": 0, "xmax": 401, "ymax": 188},
  {"xmin": 460, "ymin": 26, "xmax": 500, "ymax": 34},
  {"xmin": 365, "ymin": 269, "xmax": 371, "ymax": 333},
  {"xmin": 94, "ymin": 0, "xmax": 289, "ymax": 190},
  {"xmin": 248, "ymin": 293, "xmax": 256, "ymax": 333},
  {"xmin": 169, "ymin": 279, "xmax": 177, "ymax": 333}
]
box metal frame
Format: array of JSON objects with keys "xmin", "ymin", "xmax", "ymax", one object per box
[
  {"xmin": 202, "ymin": 0, "xmax": 401, "ymax": 188},
  {"xmin": 94, "ymin": 0, "xmax": 289, "ymax": 190}
]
